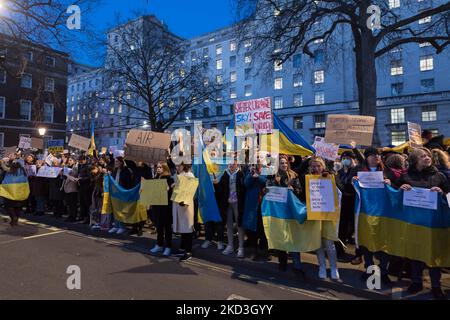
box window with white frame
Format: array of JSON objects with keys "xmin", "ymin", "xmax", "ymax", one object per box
[
  {"xmin": 216, "ymin": 74, "xmax": 223, "ymax": 85},
  {"xmin": 315, "ymin": 91, "xmax": 325, "ymax": 105},
  {"xmin": 314, "ymin": 115, "xmax": 326, "ymax": 128},
  {"xmin": 0, "ymin": 96, "xmax": 5, "ymax": 118},
  {"xmin": 45, "ymin": 77, "xmax": 55, "ymax": 92},
  {"xmin": 274, "ymin": 96, "xmax": 283, "ymax": 109},
  {"xmin": 45, "ymin": 56, "xmax": 55, "ymax": 67},
  {"xmin": 230, "ymin": 40, "xmax": 237, "ymax": 52},
  {"xmin": 0, "ymin": 132, "xmax": 4, "ymax": 148},
  {"xmin": 313, "ymin": 38, "xmax": 323, "ymax": 44},
  {"xmin": 110, "ymin": 106, "xmax": 114, "ymax": 114},
  {"xmin": 422, "ymin": 105, "xmax": 437, "ymax": 122},
  {"xmin": 21, "ymin": 73, "xmax": 32, "ymax": 88},
  {"xmin": 389, "ymin": 0, "xmax": 400, "ymax": 9},
  {"xmin": 420, "ymin": 55, "xmax": 433, "ymax": 71},
  {"xmin": 230, "ymin": 87, "xmax": 237, "ymax": 99},
  {"xmin": 20, "ymin": 100, "xmax": 31, "ymax": 120},
  {"xmin": 216, "ymin": 59, "xmax": 223, "ymax": 70},
  {"xmin": 314, "ymin": 70, "xmax": 324, "ymax": 84},
  {"xmin": 244, "ymin": 53, "xmax": 252, "ymax": 64},
  {"xmin": 1, "ymin": 71, "xmax": 6, "ymax": 83},
  {"xmin": 293, "ymin": 94, "xmax": 303, "ymax": 107},
  {"xmin": 203, "ymin": 48, "xmax": 209, "ymax": 58},
  {"xmin": 390, "ymin": 60, "xmax": 403, "ymax": 75},
  {"xmin": 293, "ymin": 74, "xmax": 303, "ymax": 87},
  {"xmin": 230, "ymin": 71, "xmax": 237, "ymax": 83},
  {"xmin": 216, "ymin": 44, "xmax": 222, "ymax": 56},
  {"xmin": 274, "ymin": 60, "xmax": 282, "ymax": 71},
  {"xmin": 274, "ymin": 77, "xmax": 283, "ymax": 90},
  {"xmin": 43, "ymin": 103, "xmax": 54, "ymax": 122},
  {"xmin": 391, "ymin": 131, "xmax": 406, "ymax": 146},
  {"xmin": 244, "ymin": 85, "xmax": 252, "ymax": 97},
  {"xmin": 390, "ymin": 108, "xmax": 405, "ymax": 123}
]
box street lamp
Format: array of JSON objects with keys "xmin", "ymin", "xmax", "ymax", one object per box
[{"xmin": 38, "ymin": 127, "xmax": 46, "ymax": 136}]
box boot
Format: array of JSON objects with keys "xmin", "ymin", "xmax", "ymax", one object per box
[{"xmin": 316, "ymin": 248, "xmax": 327, "ymax": 279}]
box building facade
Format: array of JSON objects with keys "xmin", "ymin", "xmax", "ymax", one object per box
[{"xmin": 0, "ymin": 33, "xmax": 68, "ymax": 149}]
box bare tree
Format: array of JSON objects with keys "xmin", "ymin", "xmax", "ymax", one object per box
[
  {"xmin": 235, "ymin": 0, "xmax": 450, "ymax": 144},
  {"xmin": 99, "ymin": 15, "xmax": 226, "ymax": 132}
]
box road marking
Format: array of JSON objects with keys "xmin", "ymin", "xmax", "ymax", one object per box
[
  {"xmin": 0, "ymin": 230, "xmax": 66, "ymax": 245},
  {"xmin": 227, "ymin": 294, "xmax": 250, "ymax": 300}
]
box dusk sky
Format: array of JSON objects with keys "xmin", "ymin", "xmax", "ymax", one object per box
[{"xmin": 76, "ymin": 0, "xmax": 236, "ymax": 66}]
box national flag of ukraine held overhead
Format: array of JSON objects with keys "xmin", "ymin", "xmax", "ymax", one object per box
[
  {"xmin": 0, "ymin": 172, "xmax": 30, "ymax": 201},
  {"xmin": 101, "ymin": 174, "xmax": 147, "ymax": 224},
  {"xmin": 355, "ymin": 182, "xmax": 450, "ymax": 267}
]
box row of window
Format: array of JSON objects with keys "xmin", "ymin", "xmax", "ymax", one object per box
[
  {"xmin": 69, "ymin": 79, "xmax": 101, "ymax": 93},
  {"xmin": 391, "ymin": 78, "xmax": 435, "ymax": 95},
  {"xmin": 390, "ymin": 105, "xmax": 437, "ymax": 123},
  {"xmin": 390, "ymin": 55, "xmax": 434, "ymax": 76},
  {"xmin": 0, "ymin": 48, "xmax": 56, "ymax": 66},
  {"xmin": 0, "ymin": 71, "xmax": 55, "ymax": 92},
  {"xmin": 0, "ymin": 97, "xmax": 54, "ymax": 122}
]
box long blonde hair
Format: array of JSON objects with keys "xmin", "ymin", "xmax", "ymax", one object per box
[
  {"xmin": 431, "ymin": 149, "xmax": 450, "ymax": 169},
  {"xmin": 308, "ymin": 156, "xmax": 327, "ymax": 174},
  {"xmin": 275, "ymin": 154, "xmax": 298, "ymax": 185}
]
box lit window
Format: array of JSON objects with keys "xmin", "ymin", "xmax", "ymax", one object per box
[
  {"xmin": 216, "ymin": 44, "xmax": 222, "ymax": 56},
  {"xmin": 421, "ymin": 105, "xmax": 437, "ymax": 122},
  {"xmin": 389, "ymin": 0, "xmax": 400, "ymax": 9},
  {"xmin": 314, "ymin": 70, "xmax": 324, "ymax": 84},
  {"xmin": 216, "ymin": 59, "xmax": 223, "ymax": 70},
  {"xmin": 420, "ymin": 55, "xmax": 433, "ymax": 71},
  {"xmin": 230, "ymin": 40, "xmax": 237, "ymax": 52},
  {"xmin": 313, "ymin": 38, "xmax": 323, "ymax": 44},
  {"xmin": 274, "ymin": 96, "xmax": 283, "ymax": 109},
  {"xmin": 245, "ymin": 53, "xmax": 252, "ymax": 64},
  {"xmin": 230, "ymin": 87, "xmax": 237, "ymax": 99},
  {"xmin": 274, "ymin": 60, "xmax": 282, "ymax": 71},
  {"xmin": 293, "ymin": 94, "xmax": 303, "ymax": 107},
  {"xmin": 203, "ymin": 48, "xmax": 209, "ymax": 58},
  {"xmin": 216, "ymin": 75, "xmax": 223, "ymax": 85},
  {"xmin": 315, "ymin": 91, "xmax": 325, "ymax": 105},
  {"xmin": 245, "ymin": 85, "xmax": 252, "ymax": 97},
  {"xmin": 314, "ymin": 115, "xmax": 326, "ymax": 128},
  {"xmin": 293, "ymin": 74, "xmax": 303, "ymax": 87},
  {"xmin": 419, "ymin": 16, "xmax": 431, "ymax": 24},
  {"xmin": 419, "ymin": 42, "xmax": 431, "ymax": 47},
  {"xmin": 244, "ymin": 41, "xmax": 252, "ymax": 48},
  {"xmin": 43, "ymin": 103, "xmax": 54, "ymax": 122},
  {"xmin": 45, "ymin": 78, "xmax": 55, "ymax": 92},
  {"xmin": 110, "ymin": 106, "xmax": 114, "ymax": 114},
  {"xmin": 274, "ymin": 77, "xmax": 283, "ymax": 90},
  {"xmin": 230, "ymin": 71, "xmax": 237, "ymax": 83},
  {"xmin": 118, "ymin": 104, "xmax": 122, "ymax": 113},
  {"xmin": 391, "ymin": 131, "xmax": 406, "ymax": 146},
  {"xmin": 390, "ymin": 60, "xmax": 403, "ymax": 75},
  {"xmin": 390, "ymin": 108, "xmax": 405, "ymax": 124}
]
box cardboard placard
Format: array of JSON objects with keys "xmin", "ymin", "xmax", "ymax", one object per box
[
  {"xmin": 0, "ymin": 146, "xmax": 18, "ymax": 158},
  {"xmin": 68, "ymin": 133, "xmax": 91, "ymax": 151},
  {"xmin": 124, "ymin": 130, "xmax": 171, "ymax": 164},
  {"xmin": 31, "ymin": 137, "xmax": 44, "ymax": 150},
  {"xmin": 234, "ymin": 97, "xmax": 273, "ymax": 135},
  {"xmin": 325, "ymin": 115, "xmax": 375, "ymax": 146},
  {"xmin": 171, "ymin": 175, "xmax": 199, "ymax": 204},
  {"xmin": 407, "ymin": 122, "xmax": 423, "ymax": 148},
  {"xmin": 18, "ymin": 137, "xmax": 32, "ymax": 149}
]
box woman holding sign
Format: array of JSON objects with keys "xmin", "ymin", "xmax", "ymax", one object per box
[
  {"xmin": 399, "ymin": 147, "xmax": 449, "ymax": 300},
  {"xmin": 266, "ymin": 155, "xmax": 305, "ymax": 278}
]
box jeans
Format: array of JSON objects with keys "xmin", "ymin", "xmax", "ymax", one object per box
[
  {"xmin": 411, "ymin": 260, "xmax": 441, "ymax": 288},
  {"xmin": 226, "ymin": 202, "xmax": 244, "ymax": 249}
]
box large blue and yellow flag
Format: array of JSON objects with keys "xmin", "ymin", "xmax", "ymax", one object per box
[
  {"xmin": 261, "ymin": 189, "xmax": 322, "ymax": 252},
  {"xmin": 0, "ymin": 172, "xmax": 30, "ymax": 201},
  {"xmin": 101, "ymin": 174, "xmax": 147, "ymax": 224},
  {"xmin": 354, "ymin": 182, "xmax": 450, "ymax": 267},
  {"xmin": 228, "ymin": 113, "xmax": 315, "ymax": 156}
]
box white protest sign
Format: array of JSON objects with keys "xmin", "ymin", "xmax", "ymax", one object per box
[
  {"xmin": 357, "ymin": 171, "xmax": 385, "ymax": 189},
  {"xmin": 24, "ymin": 165, "xmax": 37, "ymax": 177},
  {"xmin": 447, "ymin": 193, "xmax": 450, "ymax": 209},
  {"xmin": 312, "ymin": 136, "xmax": 339, "ymax": 161},
  {"xmin": 265, "ymin": 187, "xmax": 288, "ymax": 203},
  {"xmin": 18, "ymin": 137, "xmax": 32, "ymax": 149},
  {"xmin": 308, "ymin": 178, "xmax": 336, "ymax": 213},
  {"xmin": 68, "ymin": 133, "xmax": 91, "ymax": 151},
  {"xmin": 37, "ymin": 166, "xmax": 63, "ymax": 178},
  {"xmin": 403, "ymin": 187, "xmax": 438, "ymax": 210}
]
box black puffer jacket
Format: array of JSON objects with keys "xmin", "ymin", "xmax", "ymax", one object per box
[{"xmin": 399, "ymin": 165, "xmax": 450, "ymax": 194}]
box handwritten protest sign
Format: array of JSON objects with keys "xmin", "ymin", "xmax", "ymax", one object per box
[
  {"xmin": 407, "ymin": 122, "xmax": 423, "ymax": 148},
  {"xmin": 18, "ymin": 137, "xmax": 31, "ymax": 149},
  {"xmin": 403, "ymin": 187, "xmax": 438, "ymax": 210},
  {"xmin": 171, "ymin": 175, "xmax": 199, "ymax": 204},
  {"xmin": 140, "ymin": 179, "xmax": 169, "ymax": 207},
  {"xmin": 68, "ymin": 133, "xmax": 91, "ymax": 151},
  {"xmin": 124, "ymin": 130, "xmax": 171, "ymax": 164},
  {"xmin": 234, "ymin": 97, "xmax": 273, "ymax": 135},
  {"xmin": 357, "ymin": 171, "xmax": 385, "ymax": 189},
  {"xmin": 265, "ymin": 187, "xmax": 288, "ymax": 203},
  {"xmin": 47, "ymin": 140, "xmax": 64, "ymax": 154},
  {"xmin": 24, "ymin": 165, "xmax": 37, "ymax": 176},
  {"xmin": 37, "ymin": 166, "xmax": 62, "ymax": 178},
  {"xmin": 325, "ymin": 115, "xmax": 375, "ymax": 146},
  {"xmin": 305, "ymin": 175, "xmax": 339, "ymax": 221},
  {"xmin": 0, "ymin": 146, "xmax": 17, "ymax": 158},
  {"xmin": 312, "ymin": 136, "xmax": 339, "ymax": 161},
  {"xmin": 31, "ymin": 137, "xmax": 44, "ymax": 150}
]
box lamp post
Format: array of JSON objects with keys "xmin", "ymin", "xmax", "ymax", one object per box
[{"xmin": 38, "ymin": 127, "xmax": 46, "ymax": 136}]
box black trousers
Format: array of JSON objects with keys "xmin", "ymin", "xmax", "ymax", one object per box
[
  {"xmin": 246, "ymin": 209, "xmax": 268, "ymax": 251},
  {"xmin": 51, "ymin": 200, "xmax": 65, "ymax": 217},
  {"xmin": 65, "ymin": 193, "xmax": 78, "ymax": 219},
  {"xmin": 79, "ymin": 183, "xmax": 92, "ymax": 219},
  {"xmin": 205, "ymin": 221, "xmax": 225, "ymax": 242},
  {"xmin": 180, "ymin": 233, "xmax": 193, "ymax": 252},
  {"xmin": 155, "ymin": 207, "xmax": 173, "ymax": 248}
]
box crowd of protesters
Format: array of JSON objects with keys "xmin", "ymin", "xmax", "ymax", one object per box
[{"xmin": 0, "ymin": 129, "xmax": 449, "ymax": 300}]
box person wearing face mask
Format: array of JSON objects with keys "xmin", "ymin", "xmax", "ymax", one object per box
[
  {"xmin": 335, "ymin": 151, "xmax": 358, "ymax": 261},
  {"xmin": 398, "ymin": 147, "xmax": 449, "ymax": 300}
]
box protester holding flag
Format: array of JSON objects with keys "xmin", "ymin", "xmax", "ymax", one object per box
[
  {"xmin": 150, "ymin": 162, "xmax": 174, "ymax": 257},
  {"xmin": 266, "ymin": 155, "xmax": 304, "ymax": 277},
  {"xmin": 172, "ymin": 163, "xmax": 196, "ymax": 262},
  {"xmin": 399, "ymin": 147, "xmax": 449, "ymax": 300},
  {"xmin": 213, "ymin": 159, "xmax": 246, "ymax": 258}
]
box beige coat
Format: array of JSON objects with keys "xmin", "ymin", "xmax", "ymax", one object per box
[{"xmin": 172, "ymin": 171, "xmax": 195, "ymax": 234}]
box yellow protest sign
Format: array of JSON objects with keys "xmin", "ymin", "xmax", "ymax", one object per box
[
  {"xmin": 305, "ymin": 175, "xmax": 340, "ymax": 221},
  {"xmin": 139, "ymin": 179, "xmax": 168, "ymax": 207},
  {"xmin": 171, "ymin": 175, "xmax": 199, "ymax": 204}
]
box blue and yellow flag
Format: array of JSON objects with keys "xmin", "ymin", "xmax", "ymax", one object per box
[
  {"xmin": 354, "ymin": 182, "xmax": 450, "ymax": 267},
  {"xmin": 101, "ymin": 174, "xmax": 147, "ymax": 224},
  {"xmin": 0, "ymin": 172, "xmax": 30, "ymax": 201},
  {"xmin": 261, "ymin": 189, "xmax": 322, "ymax": 252}
]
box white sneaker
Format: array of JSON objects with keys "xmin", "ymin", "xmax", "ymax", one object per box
[
  {"xmin": 201, "ymin": 240, "xmax": 211, "ymax": 249},
  {"xmin": 318, "ymin": 267, "xmax": 327, "ymax": 279},
  {"xmin": 150, "ymin": 245, "xmax": 163, "ymax": 253},
  {"xmin": 108, "ymin": 227, "xmax": 119, "ymax": 234},
  {"xmin": 217, "ymin": 242, "xmax": 225, "ymax": 251},
  {"xmin": 331, "ymin": 268, "xmax": 340, "ymax": 280},
  {"xmin": 222, "ymin": 246, "xmax": 234, "ymax": 255},
  {"xmin": 162, "ymin": 248, "xmax": 171, "ymax": 256},
  {"xmin": 237, "ymin": 248, "xmax": 245, "ymax": 258},
  {"xmin": 116, "ymin": 228, "xmax": 127, "ymax": 235}
]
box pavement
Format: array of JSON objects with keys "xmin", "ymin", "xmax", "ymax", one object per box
[{"xmin": 0, "ymin": 211, "xmax": 449, "ymax": 300}]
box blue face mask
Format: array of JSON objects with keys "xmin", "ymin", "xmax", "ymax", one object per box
[{"xmin": 342, "ymin": 159, "xmax": 352, "ymax": 167}]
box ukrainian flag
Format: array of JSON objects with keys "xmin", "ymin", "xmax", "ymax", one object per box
[
  {"xmin": 101, "ymin": 174, "xmax": 147, "ymax": 224},
  {"xmin": 0, "ymin": 172, "xmax": 30, "ymax": 201},
  {"xmin": 355, "ymin": 182, "xmax": 450, "ymax": 267},
  {"xmin": 261, "ymin": 190, "xmax": 322, "ymax": 252}
]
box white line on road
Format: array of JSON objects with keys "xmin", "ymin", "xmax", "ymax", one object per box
[{"xmin": 0, "ymin": 230, "xmax": 66, "ymax": 245}]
